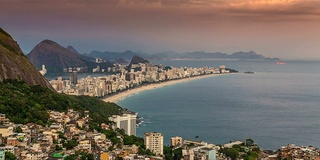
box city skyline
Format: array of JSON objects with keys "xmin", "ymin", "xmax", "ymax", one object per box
[{"xmin": 1, "ymin": 0, "xmax": 320, "ymax": 60}]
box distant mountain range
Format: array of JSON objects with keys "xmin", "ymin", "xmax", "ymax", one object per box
[
  {"xmin": 85, "ymin": 50, "xmax": 146, "ymax": 61},
  {"xmin": 86, "ymin": 50, "xmax": 279, "ymax": 61},
  {"xmin": 25, "ymin": 38, "xmax": 278, "ymax": 74},
  {"xmin": 0, "ymin": 28, "xmax": 54, "ymax": 90}
]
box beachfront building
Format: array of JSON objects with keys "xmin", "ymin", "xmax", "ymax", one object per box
[
  {"xmin": 144, "ymin": 132, "xmax": 163, "ymax": 155},
  {"xmin": 108, "ymin": 112, "xmax": 137, "ymax": 136}
]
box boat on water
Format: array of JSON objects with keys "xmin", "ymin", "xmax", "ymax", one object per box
[{"xmin": 276, "ymin": 61, "xmax": 286, "ymax": 65}]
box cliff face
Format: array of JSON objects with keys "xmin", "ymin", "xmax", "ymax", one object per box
[{"xmin": 0, "ymin": 28, "xmax": 54, "ymax": 90}]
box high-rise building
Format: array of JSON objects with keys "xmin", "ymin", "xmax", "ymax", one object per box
[
  {"xmin": 171, "ymin": 136, "xmax": 182, "ymax": 147},
  {"xmin": 108, "ymin": 112, "xmax": 137, "ymax": 136},
  {"xmin": 70, "ymin": 71, "xmax": 78, "ymax": 85},
  {"xmin": 144, "ymin": 132, "xmax": 163, "ymax": 155}
]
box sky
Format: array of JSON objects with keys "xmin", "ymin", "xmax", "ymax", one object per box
[{"xmin": 1, "ymin": 0, "xmax": 320, "ymax": 60}]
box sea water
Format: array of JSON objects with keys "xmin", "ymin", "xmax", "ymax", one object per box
[{"xmin": 117, "ymin": 60, "xmax": 320, "ymax": 150}]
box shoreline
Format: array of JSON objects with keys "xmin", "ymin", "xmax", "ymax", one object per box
[{"xmin": 102, "ymin": 74, "xmax": 218, "ymax": 103}]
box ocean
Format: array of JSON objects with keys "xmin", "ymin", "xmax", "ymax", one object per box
[{"xmin": 117, "ymin": 60, "xmax": 320, "ymax": 150}]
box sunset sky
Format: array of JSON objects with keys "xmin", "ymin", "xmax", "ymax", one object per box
[{"xmin": 1, "ymin": 0, "xmax": 320, "ymax": 60}]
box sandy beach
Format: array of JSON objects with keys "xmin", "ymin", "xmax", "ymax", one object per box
[{"xmin": 102, "ymin": 74, "xmax": 216, "ymax": 103}]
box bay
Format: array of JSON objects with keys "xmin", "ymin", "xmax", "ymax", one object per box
[{"xmin": 117, "ymin": 60, "xmax": 320, "ymax": 150}]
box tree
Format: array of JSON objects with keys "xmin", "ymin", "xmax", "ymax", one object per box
[
  {"xmin": 123, "ymin": 135, "xmax": 134, "ymax": 145},
  {"xmin": 115, "ymin": 157, "xmax": 123, "ymax": 160},
  {"xmin": 56, "ymin": 145, "xmax": 63, "ymax": 151},
  {"xmin": 245, "ymin": 139, "xmax": 255, "ymax": 146},
  {"xmin": 64, "ymin": 155, "xmax": 76, "ymax": 160},
  {"xmin": 220, "ymin": 148, "xmax": 239, "ymax": 160},
  {"xmin": 63, "ymin": 139, "xmax": 78, "ymax": 150},
  {"xmin": 172, "ymin": 148, "xmax": 183, "ymax": 160},
  {"xmin": 164, "ymin": 145, "xmax": 173, "ymax": 160},
  {"xmin": 5, "ymin": 152, "xmax": 17, "ymax": 160},
  {"xmin": 225, "ymin": 148, "xmax": 239, "ymax": 160},
  {"xmin": 14, "ymin": 126, "xmax": 23, "ymax": 133}
]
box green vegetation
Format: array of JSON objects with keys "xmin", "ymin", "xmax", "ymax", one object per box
[
  {"xmin": 219, "ymin": 139, "xmax": 260, "ymax": 160},
  {"xmin": 0, "ymin": 28, "xmax": 11, "ymax": 37},
  {"xmin": 64, "ymin": 151, "xmax": 94, "ymax": 160},
  {"xmin": 62, "ymin": 139, "xmax": 79, "ymax": 150},
  {"xmin": 14, "ymin": 126, "xmax": 23, "ymax": 133},
  {"xmin": 163, "ymin": 146, "xmax": 183, "ymax": 160},
  {"xmin": 123, "ymin": 135, "xmax": 144, "ymax": 146},
  {"xmin": 220, "ymin": 147, "xmax": 240, "ymax": 160},
  {"xmin": 5, "ymin": 152, "xmax": 17, "ymax": 160},
  {"xmin": 55, "ymin": 145, "xmax": 63, "ymax": 151},
  {"xmin": 0, "ymin": 79, "xmax": 122, "ymax": 125},
  {"xmin": 0, "ymin": 38, "xmax": 16, "ymax": 52}
]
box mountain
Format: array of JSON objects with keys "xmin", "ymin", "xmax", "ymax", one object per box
[
  {"xmin": 0, "ymin": 28, "xmax": 54, "ymax": 90},
  {"xmin": 153, "ymin": 51, "xmax": 271, "ymax": 60},
  {"xmin": 87, "ymin": 50, "xmax": 277, "ymax": 61},
  {"xmin": 27, "ymin": 40, "xmax": 114, "ymax": 73},
  {"xmin": 130, "ymin": 55, "xmax": 149, "ymax": 65},
  {"xmin": 127, "ymin": 55, "xmax": 150, "ymax": 72},
  {"xmin": 184, "ymin": 51, "xmax": 229, "ymax": 59},
  {"xmin": 67, "ymin": 45, "xmax": 95, "ymax": 61},
  {"xmin": 66, "ymin": 45, "xmax": 80, "ymax": 54},
  {"xmin": 230, "ymin": 51, "xmax": 265, "ymax": 59},
  {"xmin": 113, "ymin": 58, "xmax": 128, "ymax": 65},
  {"xmin": 87, "ymin": 50, "xmax": 146, "ymax": 60}
]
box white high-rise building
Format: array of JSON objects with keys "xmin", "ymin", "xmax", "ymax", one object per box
[
  {"xmin": 108, "ymin": 112, "xmax": 137, "ymax": 136},
  {"xmin": 144, "ymin": 132, "xmax": 163, "ymax": 155}
]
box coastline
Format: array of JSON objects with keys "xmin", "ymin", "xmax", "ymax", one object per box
[{"xmin": 102, "ymin": 74, "xmax": 217, "ymax": 103}]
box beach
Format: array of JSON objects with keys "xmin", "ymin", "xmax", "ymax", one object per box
[{"xmin": 102, "ymin": 74, "xmax": 216, "ymax": 103}]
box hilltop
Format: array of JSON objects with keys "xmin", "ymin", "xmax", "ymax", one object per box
[{"xmin": 0, "ymin": 28, "xmax": 54, "ymax": 90}]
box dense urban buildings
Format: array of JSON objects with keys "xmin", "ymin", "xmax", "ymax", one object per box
[
  {"xmin": 50, "ymin": 63, "xmax": 228, "ymax": 97},
  {"xmin": 0, "ymin": 110, "xmax": 317, "ymax": 159}
]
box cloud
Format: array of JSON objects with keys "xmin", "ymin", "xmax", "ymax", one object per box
[
  {"xmin": 115, "ymin": 0, "xmax": 320, "ymax": 21},
  {"xmin": 225, "ymin": 0, "xmax": 320, "ymax": 19}
]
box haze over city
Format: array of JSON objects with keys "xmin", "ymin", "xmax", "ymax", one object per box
[{"xmin": 1, "ymin": 0, "xmax": 320, "ymax": 60}]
